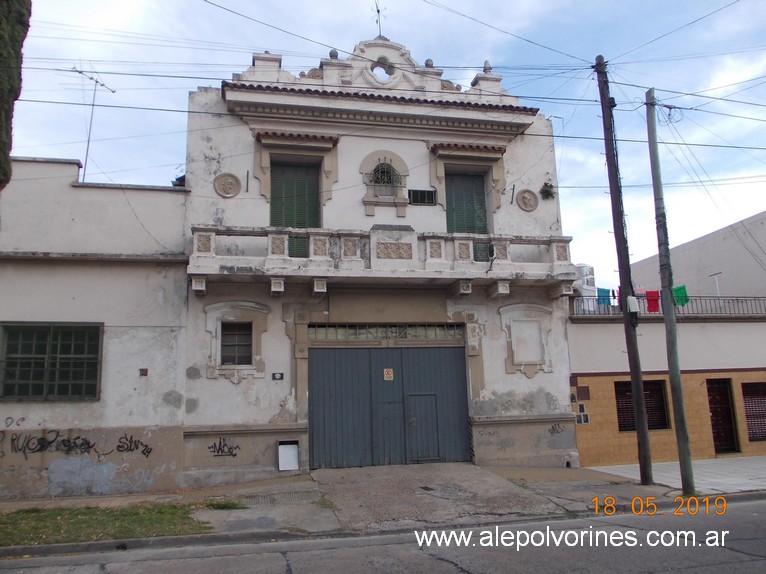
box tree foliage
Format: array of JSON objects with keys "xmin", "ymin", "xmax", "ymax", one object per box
[{"xmin": 1, "ymin": 0, "xmax": 32, "ymax": 190}]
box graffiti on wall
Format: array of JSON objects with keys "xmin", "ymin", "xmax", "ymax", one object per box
[
  {"xmin": 207, "ymin": 437, "xmax": 241, "ymax": 458},
  {"xmin": 548, "ymin": 423, "xmax": 565, "ymax": 435},
  {"xmin": 0, "ymin": 429, "xmax": 153, "ymax": 461},
  {"xmin": 116, "ymin": 434, "xmax": 153, "ymax": 458}
]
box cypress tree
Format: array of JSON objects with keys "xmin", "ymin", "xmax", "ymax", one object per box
[{"xmin": 1, "ymin": 0, "xmax": 32, "ymax": 190}]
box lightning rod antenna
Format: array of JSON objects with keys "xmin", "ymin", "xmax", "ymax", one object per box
[{"xmin": 73, "ymin": 68, "xmax": 115, "ymax": 182}]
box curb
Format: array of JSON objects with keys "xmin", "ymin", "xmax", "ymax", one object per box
[
  {"xmin": 3, "ymin": 490, "xmax": 765, "ymax": 559},
  {"xmin": 0, "ymin": 510, "xmax": 579, "ymax": 559}
]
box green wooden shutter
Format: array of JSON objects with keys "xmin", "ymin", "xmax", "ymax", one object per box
[
  {"xmin": 446, "ymin": 174, "xmax": 489, "ymax": 261},
  {"xmin": 271, "ymin": 163, "xmax": 320, "ymax": 257}
]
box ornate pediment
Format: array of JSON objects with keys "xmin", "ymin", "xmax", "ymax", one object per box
[{"xmin": 226, "ymin": 37, "xmax": 530, "ymax": 110}]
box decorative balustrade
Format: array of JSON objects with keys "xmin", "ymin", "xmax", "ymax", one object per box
[{"xmin": 188, "ymin": 225, "xmax": 575, "ymax": 283}]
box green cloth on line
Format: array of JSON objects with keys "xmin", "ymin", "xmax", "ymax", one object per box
[{"xmin": 673, "ymin": 285, "xmax": 689, "ymax": 306}]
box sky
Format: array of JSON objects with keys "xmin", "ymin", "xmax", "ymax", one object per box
[{"xmin": 11, "ymin": 0, "xmax": 766, "ymax": 290}]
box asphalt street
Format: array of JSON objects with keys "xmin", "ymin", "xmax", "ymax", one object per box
[{"xmin": 3, "ymin": 498, "xmax": 765, "ymax": 573}]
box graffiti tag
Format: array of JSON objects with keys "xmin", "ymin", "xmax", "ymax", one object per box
[
  {"xmin": 7, "ymin": 430, "xmax": 99, "ymax": 460},
  {"xmin": 548, "ymin": 423, "xmax": 565, "ymax": 435},
  {"xmin": 116, "ymin": 434, "xmax": 153, "ymax": 458},
  {"xmin": 207, "ymin": 437, "xmax": 241, "ymax": 458}
]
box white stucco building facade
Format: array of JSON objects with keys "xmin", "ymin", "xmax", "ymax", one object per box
[{"xmin": 0, "ymin": 38, "xmax": 578, "ymax": 497}]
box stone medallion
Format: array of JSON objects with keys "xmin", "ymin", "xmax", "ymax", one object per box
[{"xmin": 214, "ymin": 173, "xmax": 242, "ymax": 198}]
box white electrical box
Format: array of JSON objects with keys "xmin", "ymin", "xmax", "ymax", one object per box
[{"xmin": 278, "ymin": 440, "xmax": 299, "ymax": 471}]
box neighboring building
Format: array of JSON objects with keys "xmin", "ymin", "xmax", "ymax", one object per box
[
  {"xmin": 0, "ymin": 38, "xmax": 578, "ymax": 498},
  {"xmin": 632, "ymin": 210, "xmax": 766, "ymax": 297},
  {"xmin": 568, "ymin": 217, "xmax": 766, "ymax": 466}
]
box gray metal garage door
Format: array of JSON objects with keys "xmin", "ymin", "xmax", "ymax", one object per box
[{"xmin": 308, "ymin": 347, "xmax": 470, "ymax": 469}]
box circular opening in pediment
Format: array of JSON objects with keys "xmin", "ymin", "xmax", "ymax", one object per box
[{"xmin": 370, "ymin": 56, "xmax": 395, "ymax": 82}]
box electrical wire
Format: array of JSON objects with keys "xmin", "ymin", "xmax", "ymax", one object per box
[
  {"xmin": 418, "ymin": 0, "xmax": 591, "ymax": 64},
  {"xmin": 611, "ymin": 0, "xmax": 742, "ymax": 62}
]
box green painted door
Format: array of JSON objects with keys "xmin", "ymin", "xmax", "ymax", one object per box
[
  {"xmin": 270, "ymin": 163, "xmax": 320, "ymax": 257},
  {"xmin": 446, "ymin": 173, "xmax": 489, "ymax": 261}
]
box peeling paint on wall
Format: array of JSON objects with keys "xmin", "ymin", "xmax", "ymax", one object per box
[
  {"xmin": 162, "ymin": 390, "xmax": 184, "ymax": 409},
  {"xmin": 48, "ymin": 456, "xmax": 119, "ymax": 496},
  {"xmin": 270, "ymin": 387, "xmax": 297, "ymax": 423},
  {"xmin": 474, "ymin": 387, "xmax": 561, "ymax": 417},
  {"xmin": 185, "ymin": 398, "xmax": 199, "ymax": 414}
]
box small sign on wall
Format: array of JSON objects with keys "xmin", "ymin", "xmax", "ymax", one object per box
[{"xmin": 383, "ymin": 368, "xmax": 394, "ymax": 381}]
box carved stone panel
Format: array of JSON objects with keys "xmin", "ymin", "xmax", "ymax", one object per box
[
  {"xmin": 376, "ymin": 242, "xmax": 413, "ymax": 259},
  {"xmin": 271, "ymin": 236, "xmax": 286, "ymax": 256},
  {"xmin": 313, "ymin": 237, "xmax": 328, "ymax": 257},
  {"xmin": 456, "ymin": 241, "xmax": 472, "ymax": 261},
  {"xmin": 429, "ymin": 240, "xmax": 442, "ymax": 259},
  {"xmin": 342, "ymin": 237, "xmax": 359, "ymax": 258},
  {"xmin": 196, "ymin": 234, "xmax": 212, "ymax": 253}
]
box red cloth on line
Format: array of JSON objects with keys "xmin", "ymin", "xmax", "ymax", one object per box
[{"xmin": 646, "ymin": 290, "xmax": 660, "ymax": 313}]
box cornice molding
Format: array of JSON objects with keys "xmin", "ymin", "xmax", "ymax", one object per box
[{"xmin": 228, "ymin": 102, "xmax": 530, "ymax": 137}]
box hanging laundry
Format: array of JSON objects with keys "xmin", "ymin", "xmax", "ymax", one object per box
[
  {"xmin": 646, "ymin": 290, "xmax": 660, "ymax": 312},
  {"xmin": 597, "ymin": 287, "xmax": 611, "ymax": 305},
  {"xmin": 673, "ymin": 285, "xmax": 689, "ymax": 306}
]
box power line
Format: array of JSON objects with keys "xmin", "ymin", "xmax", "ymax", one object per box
[
  {"xmin": 17, "ymin": 96, "xmax": 766, "ymax": 152},
  {"xmin": 612, "ymin": 0, "xmax": 741, "ymax": 61},
  {"xmin": 610, "ymin": 79, "xmax": 766, "ymax": 109},
  {"xmin": 418, "ymin": 0, "xmax": 590, "ymax": 64}
]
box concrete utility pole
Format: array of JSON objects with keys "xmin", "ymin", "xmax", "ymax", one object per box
[
  {"xmin": 645, "ymin": 88, "xmax": 695, "ymax": 496},
  {"xmin": 594, "ymin": 55, "xmax": 653, "ymax": 485}
]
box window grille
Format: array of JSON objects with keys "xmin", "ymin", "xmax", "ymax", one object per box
[
  {"xmin": 408, "ymin": 189, "xmax": 436, "ymax": 205},
  {"xmin": 368, "ymin": 161, "xmax": 401, "ymax": 197},
  {"xmin": 1, "ymin": 323, "xmax": 102, "ymax": 400},
  {"xmin": 308, "ymin": 324, "xmax": 465, "ymax": 342},
  {"xmin": 614, "ymin": 380, "xmax": 670, "ymax": 431},
  {"xmin": 742, "ymin": 383, "xmax": 766, "ymax": 441},
  {"xmin": 220, "ymin": 322, "xmax": 253, "ymax": 365}
]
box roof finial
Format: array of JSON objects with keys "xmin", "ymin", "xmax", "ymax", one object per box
[{"xmin": 374, "ymin": 0, "xmax": 385, "ymax": 38}]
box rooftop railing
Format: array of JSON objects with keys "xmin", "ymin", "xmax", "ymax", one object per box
[{"xmin": 572, "ymin": 295, "xmax": 766, "ymax": 318}]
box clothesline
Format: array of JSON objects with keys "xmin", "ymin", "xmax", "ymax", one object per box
[{"xmin": 595, "ymin": 285, "xmax": 689, "ymax": 309}]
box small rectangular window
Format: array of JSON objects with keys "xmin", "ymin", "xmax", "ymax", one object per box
[
  {"xmin": 408, "ymin": 189, "xmax": 436, "ymax": 205},
  {"xmin": 220, "ymin": 323, "xmax": 253, "ymax": 365},
  {"xmin": 1, "ymin": 323, "xmax": 102, "ymax": 401},
  {"xmin": 742, "ymin": 382, "xmax": 766, "ymax": 441},
  {"xmin": 614, "ymin": 380, "xmax": 669, "ymax": 431}
]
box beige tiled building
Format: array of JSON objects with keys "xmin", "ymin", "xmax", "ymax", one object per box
[{"xmin": 569, "ymin": 214, "xmax": 766, "ymax": 466}]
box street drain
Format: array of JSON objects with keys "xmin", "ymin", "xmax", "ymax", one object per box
[
  {"xmin": 243, "ymin": 491, "xmax": 321, "ymax": 507},
  {"xmin": 420, "ymin": 486, "xmax": 435, "ymax": 491}
]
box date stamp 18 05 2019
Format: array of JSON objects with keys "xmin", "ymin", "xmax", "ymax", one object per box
[{"xmin": 591, "ymin": 496, "xmax": 727, "ymax": 516}]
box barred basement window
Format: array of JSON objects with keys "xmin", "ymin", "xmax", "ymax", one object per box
[
  {"xmin": 408, "ymin": 189, "xmax": 436, "ymax": 205},
  {"xmin": 1, "ymin": 323, "xmax": 102, "ymax": 401},
  {"xmin": 614, "ymin": 380, "xmax": 670, "ymax": 432},
  {"xmin": 742, "ymin": 382, "xmax": 766, "ymax": 441},
  {"xmin": 220, "ymin": 322, "xmax": 253, "ymax": 366}
]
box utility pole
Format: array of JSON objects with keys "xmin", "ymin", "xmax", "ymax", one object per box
[
  {"xmin": 646, "ymin": 88, "xmax": 695, "ymax": 496},
  {"xmin": 594, "ymin": 55, "xmax": 653, "ymax": 485}
]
